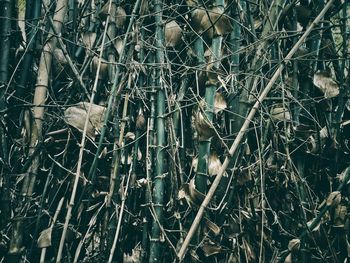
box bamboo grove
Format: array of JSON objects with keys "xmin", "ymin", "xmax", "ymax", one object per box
[{"xmin": 0, "ymin": 0, "xmax": 350, "ymax": 262}]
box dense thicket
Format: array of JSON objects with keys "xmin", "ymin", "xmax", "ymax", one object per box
[{"xmin": 0, "ymin": 0, "xmax": 350, "ymax": 262}]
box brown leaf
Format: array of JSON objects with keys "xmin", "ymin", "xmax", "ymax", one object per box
[
  {"xmin": 179, "ymin": 179, "xmax": 205, "ymax": 206},
  {"xmin": 37, "ymin": 228, "xmax": 52, "ymax": 248},
  {"xmin": 165, "ymin": 20, "xmax": 182, "ymax": 47},
  {"xmin": 288, "ymin": 238, "xmax": 301, "ymax": 252},
  {"xmin": 204, "ymin": 217, "xmax": 220, "ymax": 236},
  {"xmin": 326, "ymin": 191, "xmax": 341, "ymax": 207},
  {"xmin": 313, "ymin": 70, "xmax": 339, "ymax": 98},
  {"xmin": 195, "ymin": 109, "xmax": 215, "ymax": 141},
  {"xmin": 214, "ymin": 92, "xmax": 227, "ymax": 114},
  {"xmin": 271, "ymin": 106, "xmax": 291, "ymax": 122},
  {"xmin": 284, "ymin": 252, "xmax": 292, "ymax": 263},
  {"xmin": 201, "ymin": 242, "xmax": 222, "ymax": 257},
  {"xmin": 82, "ymin": 32, "xmax": 97, "ymax": 50},
  {"xmin": 191, "ymin": 7, "xmax": 232, "ymax": 39},
  {"xmin": 64, "ymin": 102, "xmax": 106, "ymax": 139}
]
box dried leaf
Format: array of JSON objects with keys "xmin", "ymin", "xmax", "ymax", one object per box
[
  {"xmin": 202, "ymin": 242, "xmax": 222, "ymax": 257},
  {"xmin": 125, "ymin": 132, "xmax": 136, "ymax": 141},
  {"xmin": 64, "ymin": 102, "xmax": 106, "ymax": 139},
  {"xmin": 99, "ymin": 4, "xmax": 126, "ymax": 28},
  {"xmin": 195, "ymin": 103, "xmax": 215, "ymax": 141},
  {"xmin": 307, "ymin": 219, "xmax": 321, "ymax": 232},
  {"xmin": 284, "ymin": 253, "xmax": 292, "ymax": 263},
  {"xmin": 242, "ymin": 239, "xmax": 255, "ymax": 262},
  {"xmin": 191, "ymin": 7, "xmax": 232, "ymax": 39},
  {"xmin": 165, "ymin": 20, "xmax": 182, "ymax": 47},
  {"xmin": 114, "ymin": 37, "xmax": 124, "ymax": 56},
  {"xmin": 313, "ymin": 70, "xmax": 339, "ymax": 98},
  {"xmin": 333, "ymin": 205, "xmax": 347, "ymax": 228},
  {"xmin": 179, "ymin": 179, "xmax": 205, "ymax": 206},
  {"xmin": 82, "ymin": 32, "xmax": 97, "ymax": 50},
  {"xmin": 123, "ymin": 246, "xmax": 141, "ymax": 263},
  {"xmin": 271, "ymin": 106, "xmax": 291, "ymax": 122},
  {"xmin": 136, "ymin": 109, "xmax": 146, "ymax": 130},
  {"xmin": 288, "ymin": 238, "xmax": 300, "ymax": 252},
  {"xmin": 37, "ymin": 228, "xmax": 52, "ymax": 248},
  {"xmin": 326, "ymin": 191, "xmax": 341, "ymax": 207},
  {"xmin": 214, "ymin": 92, "xmax": 227, "ymax": 114},
  {"xmin": 204, "ymin": 217, "xmax": 220, "ymax": 236},
  {"xmin": 208, "ymin": 152, "xmax": 221, "ymax": 176}
]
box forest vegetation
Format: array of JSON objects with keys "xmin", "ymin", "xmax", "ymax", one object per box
[{"xmin": 0, "ymin": 0, "xmax": 350, "ymax": 262}]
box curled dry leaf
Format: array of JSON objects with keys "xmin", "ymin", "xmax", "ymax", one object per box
[
  {"xmin": 270, "ymin": 106, "xmax": 291, "ymax": 122},
  {"xmin": 214, "ymin": 92, "xmax": 227, "ymax": 114},
  {"xmin": 37, "ymin": 228, "xmax": 52, "ymax": 248},
  {"xmin": 192, "ymin": 152, "xmax": 221, "ymax": 177},
  {"xmin": 125, "ymin": 132, "xmax": 136, "ymax": 141},
  {"xmin": 191, "ymin": 6, "xmax": 232, "ymax": 39},
  {"xmin": 195, "ymin": 109, "xmax": 215, "ymax": 141},
  {"xmin": 204, "ymin": 217, "xmax": 220, "ymax": 236},
  {"xmin": 288, "ymin": 238, "xmax": 301, "ymax": 252},
  {"xmin": 179, "ymin": 178, "xmax": 205, "ymax": 206},
  {"xmin": 64, "ymin": 102, "xmax": 106, "ymax": 139},
  {"xmin": 201, "ymin": 242, "xmax": 222, "ymax": 257},
  {"xmin": 165, "ymin": 20, "xmax": 182, "ymax": 48},
  {"xmin": 114, "ymin": 37, "xmax": 124, "ymax": 56},
  {"xmin": 136, "ymin": 109, "xmax": 146, "ymax": 130},
  {"xmin": 208, "ymin": 152, "xmax": 221, "ymax": 176},
  {"xmin": 326, "ymin": 191, "xmax": 341, "ymax": 207},
  {"xmin": 123, "ymin": 246, "xmax": 141, "ymax": 263},
  {"xmin": 313, "ymin": 70, "xmax": 339, "ymax": 98}
]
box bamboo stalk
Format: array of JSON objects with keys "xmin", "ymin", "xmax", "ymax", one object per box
[
  {"xmin": 149, "ymin": 0, "xmax": 166, "ymax": 261},
  {"xmin": 22, "ymin": 0, "xmax": 69, "ymax": 197},
  {"xmin": 0, "ymin": 0, "xmax": 12, "ymax": 236},
  {"xmin": 177, "ymin": 1, "xmax": 335, "ymax": 259},
  {"xmin": 7, "ymin": 0, "xmax": 68, "ymax": 258}
]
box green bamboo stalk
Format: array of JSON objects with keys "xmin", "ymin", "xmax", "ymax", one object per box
[
  {"xmin": 291, "ymin": 7, "xmax": 300, "ymax": 124},
  {"xmin": 16, "ymin": 0, "xmax": 41, "ymax": 101},
  {"xmin": 232, "ymin": 0, "xmax": 285, "ymax": 135},
  {"xmin": 141, "ymin": 52, "xmax": 155, "ymax": 262},
  {"xmin": 100, "ymin": 0, "xmax": 121, "ymax": 255},
  {"xmin": 193, "ymin": 14, "xmax": 210, "ymax": 195},
  {"xmin": 196, "ymin": 0, "xmax": 226, "ymax": 196},
  {"xmin": 149, "ymin": 0, "xmax": 167, "ymax": 261},
  {"xmin": 0, "ymin": 0, "xmax": 12, "ymax": 161},
  {"xmin": 334, "ymin": 2, "xmax": 348, "ymax": 138},
  {"xmin": 218, "ymin": 1, "xmax": 242, "ymax": 211},
  {"xmin": 0, "ymin": 0, "xmax": 12, "ymax": 236}
]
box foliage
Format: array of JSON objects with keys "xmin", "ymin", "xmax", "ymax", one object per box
[{"xmin": 0, "ymin": 0, "xmax": 350, "ymax": 262}]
